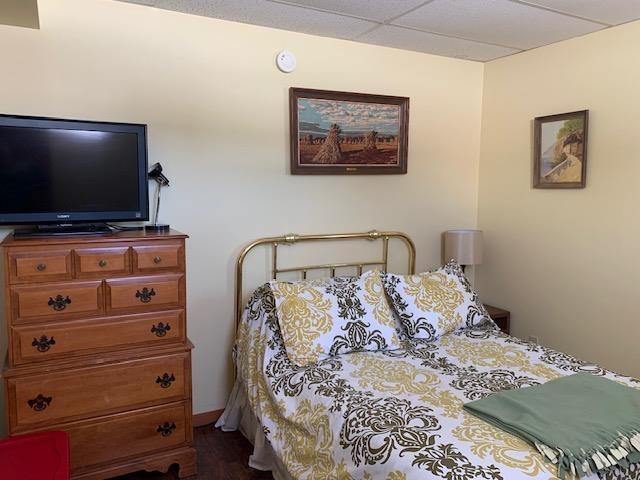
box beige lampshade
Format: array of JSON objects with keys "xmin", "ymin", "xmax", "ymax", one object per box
[{"xmin": 443, "ymin": 230, "xmax": 483, "ymax": 266}]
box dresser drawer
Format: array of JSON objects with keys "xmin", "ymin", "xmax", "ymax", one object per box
[
  {"xmin": 9, "ymin": 352, "xmax": 189, "ymax": 430},
  {"xmin": 133, "ymin": 242, "xmax": 184, "ymax": 273},
  {"xmin": 8, "ymin": 249, "xmax": 73, "ymax": 283},
  {"xmin": 105, "ymin": 274, "xmax": 183, "ymax": 313},
  {"xmin": 10, "ymin": 310, "xmax": 185, "ymax": 365},
  {"xmin": 67, "ymin": 402, "xmax": 189, "ymax": 471},
  {"xmin": 74, "ymin": 246, "xmax": 131, "ymax": 278},
  {"xmin": 10, "ymin": 280, "xmax": 104, "ymax": 324}
]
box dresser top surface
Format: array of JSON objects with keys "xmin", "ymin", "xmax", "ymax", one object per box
[{"xmin": 1, "ymin": 229, "xmax": 188, "ymax": 248}]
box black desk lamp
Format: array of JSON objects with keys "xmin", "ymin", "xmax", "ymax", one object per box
[{"xmin": 145, "ymin": 163, "xmax": 170, "ymax": 232}]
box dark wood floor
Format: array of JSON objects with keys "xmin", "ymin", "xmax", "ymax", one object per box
[{"xmin": 114, "ymin": 425, "xmax": 274, "ymax": 480}]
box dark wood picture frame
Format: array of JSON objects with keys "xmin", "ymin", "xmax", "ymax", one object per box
[
  {"xmin": 289, "ymin": 87, "xmax": 409, "ymax": 175},
  {"xmin": 533, "ymin": 110, "xmax": 588, "ymax": 189}
]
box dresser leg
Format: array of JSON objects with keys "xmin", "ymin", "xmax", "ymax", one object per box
[{"xmin": 177, "ymin": 447, "xmax": 198, "ymax": 479}]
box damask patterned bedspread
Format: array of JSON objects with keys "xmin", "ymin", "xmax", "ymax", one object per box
[{"xmin": 235, "ymin": 284, "xmax": 640, "ymax": 480}]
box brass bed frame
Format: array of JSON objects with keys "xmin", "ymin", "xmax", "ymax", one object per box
[{"xmin": 235, "ymin": 230, "xmax": 416, "ymax": 329}]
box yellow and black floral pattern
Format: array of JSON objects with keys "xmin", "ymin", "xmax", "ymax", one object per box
[
  {"xmin": 383, "ymin": 260, "xmax": 492, "ymax": 341},
  {"xmin": 229, "ymin": 284, "xmax": 640, "ymax": 480},
  {"xmin": 270, "ymin": 270, "xmax": 402, "ymax": 367}
]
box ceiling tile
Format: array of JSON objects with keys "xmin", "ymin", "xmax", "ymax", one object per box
[
  {"xmin": 119, "ymin": 0, "xmax": 376, "ymax": 40},
  {"xmin": 357, "ymin": 24, "xmax": 520, "ymax": 61},
  {"xmin": 273, "ymin": 0, "xmax": 428, "ymax": 22},
  {"xmin": 392, "ymin": 0, "xmax": 604, "ymax": 49},
  {"xmin": 521, "ymin": 0, "xmax": 640, "ymax": 25}
]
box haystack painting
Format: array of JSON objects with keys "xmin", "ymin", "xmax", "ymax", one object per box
[
  {"xmin": 533, "ymin": 110, "xmax": 588, "ymax": 188},
  {"xmin": 290, "ymin": 88, "xmax": 409, "ymax": 174}
]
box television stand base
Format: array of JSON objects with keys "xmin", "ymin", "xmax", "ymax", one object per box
[
  {"xmin": 13, "ymin": 223, "xmax": 113, "ymax": 238},
  {"xmin": 144, "ymin": 223, "xmax": 170, "ymax": 233}
]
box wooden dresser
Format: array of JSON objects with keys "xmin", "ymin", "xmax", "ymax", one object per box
[{"xmin": 1, "ymin": 230, "xmax": 196, "ymax": 479}]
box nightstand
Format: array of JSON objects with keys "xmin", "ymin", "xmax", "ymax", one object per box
[{"xmin": 484, "ymin": 304, "xmax": 510, "ymax": 335}]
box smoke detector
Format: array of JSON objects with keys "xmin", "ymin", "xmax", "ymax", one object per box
[{"xmin": 276, "ymin": 50, "xmax": 297, "ymax": 73}]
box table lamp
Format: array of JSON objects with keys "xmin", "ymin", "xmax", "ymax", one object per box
[{"xmin": 443, "ymin": 230, "xmax": 483, "ymax": 272}]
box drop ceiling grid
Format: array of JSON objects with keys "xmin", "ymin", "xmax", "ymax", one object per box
[
  {"xmin": 388, "ymin": 0, "xmax": 604, "ymax": 50},
  {"xmin": 118, "ymin": 0, "xmax": 379, "ymax": 40},
  {"xmin": 270, "ymin": 0, "xmax": 432, "ymax": 23},
  {"xmin": 117, "ymin": 0, "xmax": 640, "ymax": 61},
  {"xmin": 517, "ymin": 0, "xmax": 640, "ymax": 26},
  {"xmin": 356, "ymin": 24, "xmax": 520, "ymax": 61}
]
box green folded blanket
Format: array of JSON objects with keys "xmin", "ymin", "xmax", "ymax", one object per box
[{"xmin": 464, "ymin": 373, "xmax": 640, "ymax": 479}]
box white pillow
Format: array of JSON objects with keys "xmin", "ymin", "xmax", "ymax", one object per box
[
  {"xmin": 383, "ymin": 260, "xmax": 491, "ymax": 340},
  {"xmin": 270, "ymin": 269, "xmax": 402, "ymax": 367}
]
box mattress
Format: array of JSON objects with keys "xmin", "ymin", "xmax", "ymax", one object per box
[{"xmin": 218, "ymin": 284, "xmax": 640, "ymax": 480}]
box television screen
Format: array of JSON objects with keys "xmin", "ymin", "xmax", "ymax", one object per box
[{"xmin": 0, "ymin": 115, "xmax": 148, "ymax": 225}]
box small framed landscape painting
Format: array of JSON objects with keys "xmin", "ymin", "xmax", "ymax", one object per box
[
  {"xmin": 533, "ymin": 110, "xmax": 588, "ymax": 188},
  {"xmin": 289, "ymin": 87, "xmax": 409, "ymax": 174}
]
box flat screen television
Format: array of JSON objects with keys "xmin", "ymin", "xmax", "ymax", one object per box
[{"xmin": 0, "ymin": 115, "xmax": 148, "ymax": 233}]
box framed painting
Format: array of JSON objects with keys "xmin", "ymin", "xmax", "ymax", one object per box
[
  {"xmin": 289, "ymin": 88, "xmax": 409, "ymax": 174},
  {"xmin": 533, "ymin": 110, "xmax": 588, "ymax": 188}
]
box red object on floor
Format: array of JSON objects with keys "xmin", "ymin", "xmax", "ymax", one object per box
[{"xmin": 0, "ymin": 430, "xmax": 70, "ymax": 480}]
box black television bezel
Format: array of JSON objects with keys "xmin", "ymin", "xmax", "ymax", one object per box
[{"xmin": 0, "ymin": 114, "xmax": 149, "ymax": 225}]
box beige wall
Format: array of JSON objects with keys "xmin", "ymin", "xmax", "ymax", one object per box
[
  {"xmin": 0, "ymin": 0, "xmax": 484, "ymax": 427},
  {"xmin": 477, "ymin": 21, "xmax": 640, "ymax": 378}
]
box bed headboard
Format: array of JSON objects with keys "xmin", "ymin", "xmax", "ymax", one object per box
[{"xmin": 234, "ymin": 229, "xmax": 416, "ymax": 329}]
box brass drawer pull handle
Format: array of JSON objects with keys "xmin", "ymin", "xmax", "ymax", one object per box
[
  {"xmin": 156, "ymin": 373, "xmax": 176, "ymax": 388},
  {"xmin": 151, "ymin": 322, "xmax": 171, "ymax": 337},
  {"xmin": 28, "ymin": 394, "xmax": 52, "ymax": 412},
  {"xmin": 32, "ymin": 335, "xmax": 56, "ymax": 353},
  {"xmin": 153, "ymin": 256, "xmax": 162, "ymax": 264},
  {"xmin": 98, "ymin": 259, "xmax": 108, "ymax": 268},
  {"xmin": 36, "ymin": 263, "xmax": 47, "ymax": 272},
  {"xmin": 135, "ymin": 287, "xmax": 156, "ymax": 303},
  {"xmin": 157, "ymin": 422, "xmax": 176, "ymax": 437},
  {"xmin": 48, "ymin": 295, "xmax": 71, "ymax": 311}
]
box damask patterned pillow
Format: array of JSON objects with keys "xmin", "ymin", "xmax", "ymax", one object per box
[
  {"xmin": 270, "ymin": 269, "xmax": 403, "ymax": 367},
  {"xmin": 383, "ymin": 260, "xmax": 491, "ymax": 341}
]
